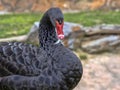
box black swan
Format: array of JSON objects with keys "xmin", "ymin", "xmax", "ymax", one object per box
[{"xmin": 0, "ymin": 8, "xmax": 83, "ymax": 90}]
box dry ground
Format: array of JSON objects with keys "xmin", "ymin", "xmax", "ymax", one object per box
[{"xmin": 74, "ymin": 53, "xmax": 120, "ymax": 90}]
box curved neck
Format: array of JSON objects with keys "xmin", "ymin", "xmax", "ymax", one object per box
[{"xmin": 39, "ymin": 23, "xmax": 58, "ymax": 50}]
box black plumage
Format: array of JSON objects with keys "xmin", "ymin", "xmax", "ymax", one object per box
[{"xmin": 0, "ymin": 8, "xmax": 83, "ymax": 90}]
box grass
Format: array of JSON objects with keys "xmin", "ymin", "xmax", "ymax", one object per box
[
  {"xmin": 0, "ymin": 11, "xmax": 120, "ymax": 38},
  {"xmin": 64, "ymin": 10, "xmax": 120, "ymax": 26},
  {"xmin": 0, "ymin": 13, "xmax": 42, "ymax": 38}
]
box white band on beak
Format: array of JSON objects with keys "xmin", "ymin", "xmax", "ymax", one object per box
[{"xmin": 54, "ymin": 39, "xmax": 61, "ymax": 44}]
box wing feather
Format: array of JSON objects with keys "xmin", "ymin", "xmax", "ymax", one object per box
[{"xmin": 0, "ymin": 42, "xmax": 45, "ymax": 76}]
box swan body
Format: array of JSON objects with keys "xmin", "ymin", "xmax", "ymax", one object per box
[{"xmin": 0, "ymin": 8, "xmax": 83, "ymax": 90}]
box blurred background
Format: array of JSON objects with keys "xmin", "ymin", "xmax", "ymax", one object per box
[{"xmin": 0, "ymin": 0, "xmax": 120, "ymax": 90}]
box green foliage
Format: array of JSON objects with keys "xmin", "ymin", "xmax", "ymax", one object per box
[
  {"xmin": 64, "ymin": 11, "xmax": 120, "ymax": 26},
  {"xmin": 0, "ymin": 13, "xmax": 42, "ymax": 38},
  {"xmin": 79, "ymin": 54, "xmax": 88, "ymax": 60},
  {"xmin": 0, "ymin": 11, "xmax": 120, "ymax": 38}
]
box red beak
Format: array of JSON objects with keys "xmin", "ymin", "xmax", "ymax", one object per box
[{"xmin": 56, "ymin": 21, "xmax": 64, "ymax": 39}]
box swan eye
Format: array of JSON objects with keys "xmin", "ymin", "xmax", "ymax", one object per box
[{"xmin": 56, "ymin": 18, "xmax": 63, "ymax": 25}]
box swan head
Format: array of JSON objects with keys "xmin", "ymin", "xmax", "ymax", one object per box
[{"xmin": 47, "ymin": 8, "xmax": 64, "ymax": 39}]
